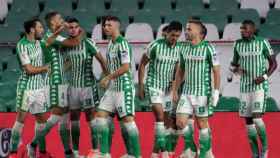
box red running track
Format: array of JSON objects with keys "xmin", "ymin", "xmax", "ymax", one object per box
[{"xmin": 0, "ymin": 112, "xmax": 279, "ymax": 158}]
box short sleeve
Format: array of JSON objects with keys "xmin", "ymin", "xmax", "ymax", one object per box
[
  {"xmin": 119, "ymin": 40, "xmax": 131, "ymax": 64},
  {"xmin": 232, "ymin": 42, "xmax": 240, "ymax": 65},
  {"xmin": 85, "ymin": 38, "xmax": 99, "ymax": 56},
  {"xmin": 145, "ymin": 41, "xmax": 157, "ymax": 59},
  {"xmin": 17, "ymin": 44, "xmax": 30, "ymax": 65},
  {"xmin": 206, "ymin": 43, "xmax": 219, "ymax": 67},
  {"xmin": 262, "ymin": 39, "xmax": 274, "ymax": 58}
]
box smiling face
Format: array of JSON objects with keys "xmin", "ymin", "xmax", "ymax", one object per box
[
  {"xmin": 33, "ymin": 21, "xmax": 44, "ymax": 40},
  {"xmin": 240, "ymin": 23, "xmax": 255, "ymax": 39}
]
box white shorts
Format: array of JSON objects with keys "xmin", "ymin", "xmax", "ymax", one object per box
[
  {"xmin": 49, "ymin": 84, "xmax": 69, "ymax": 108},
  {"xmin": 17, "ymin": 88, "xmax": 48, "ymax": 114},
  {"xmin": 239, "ymin": 89, "xmax": 265, "ymax": 117},
  {"xmin": 176, "ymin": 95, "xmax": 210, "ymax": 117},
  {"xmin": 69, "ymin": 86, "xmax": 99, "ymax": 110},
  {"xmin": 98, "ymin": 88, "xmax": 135, "ymax": 118},
  {"xmin": 147, "ymin": 87, "xmax": 172, "ymax": 112}
]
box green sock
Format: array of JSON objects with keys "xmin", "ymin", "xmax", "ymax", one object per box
[
  {"xmin": 35, "ymin": 122, "xmax": 46, "ymax": 152},
  {"xmin": 170, "ymin": 129, "xmax": 179, "ymax": 152},
  {"xmin": 31, "ymin": 115, "xmax": 61, "ymax": 146},
  {"xmin": 183, "ymin": 125, "xmax": 197, "ymax": 153},
  {"xmin": 165, "ymin": 128, "xmax": 172, "ymax": 152},
  {"xmin": 199, "ymin": 128, "xmax": 211, "ymax": 158},
  {"xmin": 154, "ymin": 122, "xmax": 166, "ymax": 152},
  {"xmin": 59, "ymin": 118, "xmax": 71, "ymax": 152},
  {"xmin": 10, "ymin": 121, "xmax": 24, "ymax": 152},
  {"xmin": 90, "ymin": 119, "xmax": 98, "ymax": 150},
  {"xmin": 247, "ymin": 124, "xmax": 259, "ymax": 157},
  {"xmin": 108, "ymin": 117, "xmax": 115, "ymax": 152},
  {"xmin": 120, "ymin": 121, "xmax": 132, "ymax": 155},
  {"xmin": 124, "ymin": 122, "xmax": 141, "ymax": 157},
  {"xmin": 71, "ymin": 120, "xmax": 80, "ymax": 151},
  {"xmin": 188, "ymin": 119, "xmax": 197, "ymax": 152},
  {"xmin": 254, "ymin": 118, "xmax": 268, "ymax": 151},
  {"xmin": 96, "ymin": 118, "xmax": 109, "ymax": 154}
]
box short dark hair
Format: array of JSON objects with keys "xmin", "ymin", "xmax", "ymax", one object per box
[
  {"xmin": 45, "ymin": 11, "xmax": 59, "ymax": 27},
  {"xmin": 188, "ymin": 19, "xmax": 207, "ymax": 39},
  {"xmin": 24, "ymin": 17, "xmax": 41, "ymax": 34},
  {"xmin": 104, "ymin": 15, "xmax": 121, "ymax": 23},
  {"xmin": 242, "ymin": 20, "xmax": 256, "ymax": 27},
  {"xmin": 167, "ymin": 21, "xmax": 182, "ymax": 32},
  {"xmin": 162, "ymin": 25, "xmax": 169, "ymax": 32},
  {"xmin": 65, "ymin": 16, "xmax": 79, "ymax": 23}
]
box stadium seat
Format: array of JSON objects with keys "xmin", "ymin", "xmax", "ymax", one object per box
[
  {"xmin": 76, "ymin": 0, "xmax": 106, "ymax": 14},
  {"xmin": 269, "ymin": 54, "xmax": 280, "ymax": 107},
  {"xmin": 208, "ymin": 0, "xmax": 239, "ymax": 11},
  {"xmin": 92, "ymin": 57, "xmax": 103, "ymax": 80},
  {"xmin": 43, "ymin": 0, "xmax": 72, "ymax": 16},
  {"xmin": 259, "ymin": 23, "xmax": 280, "ymax": 39},
  {"xmin": 125, "ymin": 23, "xmax": 154, "ymax": 42},
  {"xmin": 143, "ymin": 0, "xmax": 172, "ymax": 13},
  {"xmin": 73, "ymin": 11, "xmax": 97, "ymax": 33},
  {"xmin": 222, "ymin": 23, "xmax": 242, "ymax": 41},
  {"xmin": 0, "ymin": 27, "xmax": 21, "ymax": 43},
  {"xmin": 0, "ymin": 69, "xmax": 20, "ymax": 83},
  {"xmin": 240, "ymin": 0, "xmax": 270, "ymax": 18},
  {"xmin": 0, "ymin": 47, "xmax": 14, "ymax": 59},
  {"xmin": 204, "ymin": 23, "xmax": 219, "ymax": 41},
  {"xmin": 265, "ymin": 9, "xmax": 280, "ymax": 25},
  {"xmin": 0, "ymin": 83, "xmax": 16, "ymax": 112},
  {"xmin": 165, "ymin": 10, "xmax": 198, "ymax": 26},
  {"xmin": 91, "ymin": 24, "xmax": 103, "ymax": 42},
  {"xmin": 175, "ymin": 0, "xmax": 204, "ymax": 11},
  {"xmin": 231, "ymin": 9, "xmax": 260, "ymax": 26},
  {"xmin": 10, "ymin": 0, "xmax": 39, "ymax": 14},
  {"xmin": 200, "ymin": 10, "xmax": 228, "ymax": 32},
  {"xmin": 0, "ymin": 0, "xmax": 8, "ymax": 21},
  {"xmin": 2, "ymin": 55, "xmax": 20, "ymax": 71},
  {"xmin": 110, "ymin": 0, "xmax": 138, "ymax": 12},
  {"xmin": 275, "ymin": 0, "xmax": 280, "ymax": 8},
  {"xmin": 133, "ymin": 11, "xmax": 162, "ymax": 31},
  {"xmin": 156, "ymin": 23, "xmax": 185, "ymax": 41}
]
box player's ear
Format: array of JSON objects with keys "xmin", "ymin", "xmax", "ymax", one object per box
[{"xmin": 30, "ymin": 28, "xmax": 35, "ymax": 34}]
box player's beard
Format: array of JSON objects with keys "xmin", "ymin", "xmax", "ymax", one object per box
[{"xmin": 35, "ymin": 33, "xmax": 43, "ymax": 40}]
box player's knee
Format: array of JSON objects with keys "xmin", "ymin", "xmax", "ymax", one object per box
[
  {"xmin": 152, "ymin": 105, "xmax": 164, "ymax": 121},
  {"xmin": 51, "ymin": 106, "xmax": 64, "ymax": 115},
  {"xmin": 197, "ymin": 117, "xmax": 209, "ymax": 129},
  {"xmin": 34, "ymin": 114, "xmax": 46, "ymax": 123},
  {"xmin": 95, "ymin": 110, "xmax": 109, "ymax": 118},
  {"xmin": 252, "ymin": 113, "xmax": 262, "ymax": 119},
  {"xmin": 245, "ymin": 117, "xmax": 254, "ymax": 125},
  {"xmin": 121, "ymin": 115, "xmax": 134, "ymax": 123},
  {"xmin": 176, "ymin": 118, "xmax": 188, "ymax": 130},
  {"xmin": 70, "ymin": 110, "xmax": 81, "ymax": 121},
  {"xmin": 84, "ymin": 108, "xmax": 94, "ymax": 122},
  {"xmin": 16, "ymin": 111, "xmax": 27, "ymax": 123}
]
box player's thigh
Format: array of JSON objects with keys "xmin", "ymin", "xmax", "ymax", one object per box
[
  {"xmin": 97, "ymin": 90, "xmax": 115, "ymax": 114},
  {"xmin": 239, "ymin": 92, "xmax": 253, "ymax": 117},
  {"xmin": 193, "ymin": 96, "xmax": 210, "ymax": 118},
  {"xmin": 115, "ymin": 89, "xmax": 135, "ymax": 118},
  {"xmin": 29, "ymin": 88, "xmax": 49, "ymax": 115},
  {"xmin": 68, "ymin": 87, "xmax": 82, "ymax": 110},
  {"xmin": 50, "ymin": 84, "xmax": 69, "ymax": 108},
  {"xmin": 176, "ymin": 95, "xmax": 193, "ymax": 116},
  {"xmin": 147, "ymin": 87, "xmax": 165, "ymax": 106},
  {"xmin": 15, "ymin": 110, "xmax": 28, "ymax": 123},
  {"xmin": 251, "ymin": 89, "xmax": 265, "ymax": 115}
]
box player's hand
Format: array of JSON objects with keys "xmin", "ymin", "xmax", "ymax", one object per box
[
  {"xmin": 172, "ymin": 91, "xmax": 179, "ymax": 104},
  {"xmin": 138, "ymin": 84, "xmax": 145, "ymax": 100},
  {"xmin": 54, "ymin": 25, "xmax": 65, "ymax": 36},
  {"xmin": 254, "ymin": 76, "xmax": 265, "ymax": 85},
  {"xmin": 100, "ymin": 75, "xmax": 111, "ymax": 89},
  {"xmin": 212, "ymin": 89, "xmax": 220, "ymax": 107}
]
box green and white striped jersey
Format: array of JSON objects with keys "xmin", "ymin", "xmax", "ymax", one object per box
[
  {"xmin": 232, "ymin": 36, "xmax": 273, "ymax": 93},
  {"xmin": 145, "ymin": 38, "xmax": 181, "ymax": 92},
  {"xmin": 107, "ymin": 35, "xmax": 134, "ymax": 91},
  {"xmin": 65, "ymin": 38, "xmax": 99, "ymax": 88},
  {"xmin": 16, "ymin": 36, "xmax": 46, "ymax": 90},
  {"xmin": 43, "ymin": 30, "xmax": 67, "ymax": 85},
  {"xmin": 180, "ymin": 40, "xmax": 219, "ymax": 96}
]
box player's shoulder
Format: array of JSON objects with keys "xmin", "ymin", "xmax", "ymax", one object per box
[
  {"xmin": 254, "ymin": 36, "xmax": 268, "ymax": 42},
  {"xmin": 84, "ymin": 37, "xmax": 96, "ymax": 44},
  {"xmin": 17, "ymin": 37, "xmax": 28, "ymax": 47},
  {"xmin": 116, "ymin": 35, "xmax": 129, "ymax": 44},
  {"xmin": 148, "ymin": 38, "xmax": 164, "ymax": 48}
]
